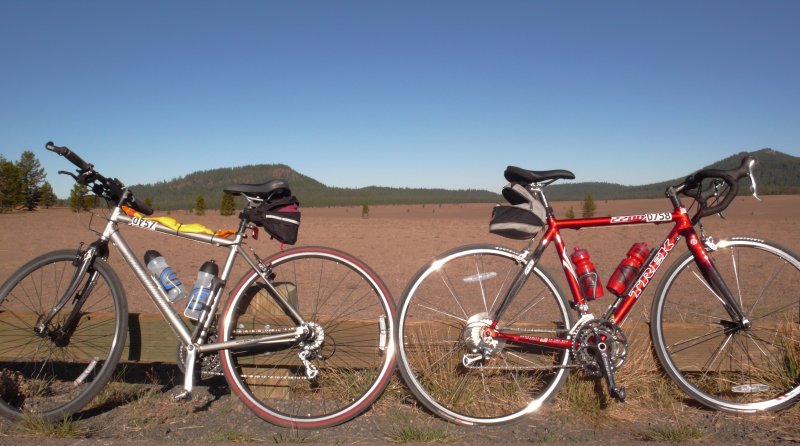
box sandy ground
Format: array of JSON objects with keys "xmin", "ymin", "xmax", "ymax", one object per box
[
  {"xmin": 0, "ymin": 195, "xmax": 799, "ymax": 444},
  {"xmin": 1, "ymin": 195, "xmax": 798, "ymax": 316}
]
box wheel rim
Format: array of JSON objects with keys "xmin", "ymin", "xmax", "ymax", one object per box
[
  {"xmin": 0, "ymin": 254, "xmax": 124, "ymax": 418},
  {"xmin": 221, "ymin": 248, "xmax": 394, "ymax": 427},
  {"xmin": 398, "ymin": 247, "xmax": 571, "ymax": 424},
  {"xmin": 655, "ymin": 239, "xmax": 800, "ymax": 411}
]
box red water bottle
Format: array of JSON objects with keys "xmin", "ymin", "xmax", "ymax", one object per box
[
  {"xmin": 607, "ymin": 243, "xmax": 650, "ymax": 296},
  {"xmin": 570, "ymin": 247, "xmax": 603, "ymax": 300}
]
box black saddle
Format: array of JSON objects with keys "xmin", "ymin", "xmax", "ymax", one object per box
[
  {"xmin": 224, "ymin": 179, "xmax": 291, "ymax": 199},
  {"xmin": 504, "ymin": 166, "xmax": 575, "ymax": 184}
]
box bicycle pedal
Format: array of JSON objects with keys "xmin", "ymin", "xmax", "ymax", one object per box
[
  {"xmin": 610, "ymin": 386, "xmax": 626, "ymax": 402},
  {"xmin": 172, "ymin": 389, "xmax": 193, "ymax": 402}
]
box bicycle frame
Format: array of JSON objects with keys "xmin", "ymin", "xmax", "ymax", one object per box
[
  {"xmin": 42, "ymin": 193, "xmax": 309, "ymax": 393},
  {"xmin": 489, "ymin": 192, "xmax": 749, "ymax": 350}
]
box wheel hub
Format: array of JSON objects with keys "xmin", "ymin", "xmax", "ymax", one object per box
[{"xmin": 462, "ymin": 313, "xmax": 505, "ymax": 362}]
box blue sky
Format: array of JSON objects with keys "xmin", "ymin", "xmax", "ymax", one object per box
[{"xmin": 1, "ymin": 1, "xmax": 798, "ymax": 199}]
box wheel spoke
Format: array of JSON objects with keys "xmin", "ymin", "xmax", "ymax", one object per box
[
  {"xmin": 654, "ymin": 239, "xmax": 800, "ymax": 411},
  {"xmin": 397, "ymin": 246, "xmax": 570, "ymax": 424}
]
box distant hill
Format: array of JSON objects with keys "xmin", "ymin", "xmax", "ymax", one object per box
[
  {"xmin": 131, "ymin": 148, "xmax": 798, "ymax": 210},
  {"xmin": 131, "ymin": 164, "xmax": 500, "ymax": 210},
  {"xmin": 544, "ymin": 148, "xmax": 799, "ymax": 200}
]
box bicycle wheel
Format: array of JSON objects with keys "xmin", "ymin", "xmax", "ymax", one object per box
[
  {"xmin": 651, "ymin": 237, "xmax": 800, "ymax": 412},
  {"xmin": 0, "ymin": 249, "xmax": 127, "ymax": 420},
  {"xmin": 220, "ymin": 246, "xmax": 395, "ymax": 428},
  {"xmin": 396, "ymin": 244, "xmax": 573, "ymax": 425}
]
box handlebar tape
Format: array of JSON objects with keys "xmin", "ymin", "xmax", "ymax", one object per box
[{"xmin": 685, "ymin": 156, "xmax": 758, "ymax": 220}]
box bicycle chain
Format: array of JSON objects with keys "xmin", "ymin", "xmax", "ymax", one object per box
[
  {"xmin": 231, "ymin": 326, "xmax": 300, "ymax": 335},
  {"xmin": 196, "ymin": 326, "xmax": 315, "ymax": 380},
  {"xmin": 460, "ymin": 322, "xmax": 573, "ymax": 371},
  {"xmin": 462, "ymin": 359, "xmax": 579, "ymax": 371}
]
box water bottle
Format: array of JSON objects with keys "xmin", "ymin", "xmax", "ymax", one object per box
[
  {"xmin": 184, "ymin": 260, "xmax": 219, "ymax": 320},
  {"xmin": 607, "ymin": 243, "xmax": 650, "ymax": 296},
  {"xmin": 144, "ymin": 250, "xmax": 187, "ymax": 303},
  {"xmin": 570, "ymin": 247, "xmax": 604, "ymax": 300}
]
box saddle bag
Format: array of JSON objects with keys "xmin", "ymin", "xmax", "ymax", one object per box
[
  {"xmin": 242, "ymin": 195, "xmax": 301, "ymax": 245},
  {"xmin": 489, "ymin": 183, "xmax": 546, "ymax": 240}
]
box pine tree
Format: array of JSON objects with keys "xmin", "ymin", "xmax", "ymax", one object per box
[
  {"xmin": 69, "ymin": 183, "xmax": 92, "ymax": 212},
  {"xmin": 565, "ymin": 206, "xmax": 575, "ymax": 219},
  {"xmin": 220, "ymin": 193, "xmax": 236, "ymax": 216},
  {"xmin": 581, "ymin": 193, "xmax": 596, "ymax": 218},
  {"xmin": 195, "ymin": 195, "xmax": 206, "ymax": 216},
  {"xmin": 0, "ymin": 156, "xmax": 23, "ymax": 212},
  {"xmin": 38, "ymin": 181, "xmax": 58, "ymax": 209},
  {"xmin": 16, "ymin": 151, "xmax": 46, "ymax": 211}
]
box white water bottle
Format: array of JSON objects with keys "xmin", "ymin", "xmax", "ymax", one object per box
[
  {"xmin": 184, "ymin": 260, "xmax": 218, "ymax": 320},
  {"xmin": 144, "ymin": 250, "xmax": 187, "ymax": 303}
]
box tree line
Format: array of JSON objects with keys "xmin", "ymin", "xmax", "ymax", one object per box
[
  {"xmin": 2, "ymin": 147, "xmax": 798, "ymax": 214},
  {"xmin": 0, "ymin": 151, "xmax": 58, "ymax": 213}
]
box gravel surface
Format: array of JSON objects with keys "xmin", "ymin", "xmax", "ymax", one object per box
[{"xmin": 0, "ymin": 364, "xmax": 799, "ymax": 445}]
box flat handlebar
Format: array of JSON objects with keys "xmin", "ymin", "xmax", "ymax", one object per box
[
  {"xmin": 45, "ymin": 141, "xmax": 153, "ymax": 216},
  {"xmin": 46, "ymin": 141, "xmax": 93, "ymax": 172}
]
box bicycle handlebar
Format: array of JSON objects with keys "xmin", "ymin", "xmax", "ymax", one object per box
[
  {"xmin": 676, "ymin": 156, "xmax": 758, "ymax": 220},
  {"xmin": 46, "ymin": 141, "xmax": 154, "ymax": 216},
  {"xmin": 46, "ymin": 141, "xmax": 93, "ymax": 172}
]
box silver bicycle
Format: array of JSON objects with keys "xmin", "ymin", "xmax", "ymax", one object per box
[{"xmin": 0, "ymin": 142, "xmax": 395, "ymax": 428}]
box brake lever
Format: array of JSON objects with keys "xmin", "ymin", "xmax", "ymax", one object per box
[
  {"xmin": 714, "ymin": 182, "xmax": 727, "ymax": 220},
  {"xmin": 747, "ymin": 162, "xmax": 761, "ymax": 201},
  {"xmin": 58, "ymin": 170, "xmax": 79, "ymax": 181}
]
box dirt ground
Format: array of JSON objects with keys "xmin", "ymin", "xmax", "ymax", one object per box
[{"xmin": 0, "ymin": 195, "xmax": 799, "ymax": 444}]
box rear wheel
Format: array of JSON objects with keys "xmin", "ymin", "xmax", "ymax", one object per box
[
  {"xmin": 220, "ymin": 247, "xmax": 395, "ymax": 428},
  {"xmin": 396, "ymin": 245, "xmax": 573, "ymax": 425},
  {"xmin": 651, "ymin": 237, "xmax": 800, "ymax": 412},
  {"xmin": 0, "ymin": 250, "xmax": 127, "ymax": 420}
]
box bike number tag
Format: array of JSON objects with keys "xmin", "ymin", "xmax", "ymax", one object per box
[{"xmin": 129, "ymin": 217, "xmax": 158, "ymax": 231}]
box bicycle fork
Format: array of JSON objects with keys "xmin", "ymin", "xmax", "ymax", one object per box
[
  {"xmin": 692, "ymin": 233, "xmax": 752, "ymax": 330},
  {"xmin": 35, "ymin": 242, "xmax": 105, "ymax": 345}
]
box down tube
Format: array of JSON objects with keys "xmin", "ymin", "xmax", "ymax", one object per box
[{"xmin": 610, "ymin": 228, "xmax": 682, "ymax": 323}]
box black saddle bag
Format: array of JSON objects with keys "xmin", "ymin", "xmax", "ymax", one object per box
[{"xmin": 242, "ymin": 196, "xmax": 301, "ymax": 245}]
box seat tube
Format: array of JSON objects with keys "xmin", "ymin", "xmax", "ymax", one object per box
[{"xmin": 490, "ymin": 233, "xmax": 548, "ymax": 327}]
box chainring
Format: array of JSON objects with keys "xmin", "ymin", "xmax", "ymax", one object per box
[
  {"xmin": 571, "ymin": 319, "xmax": 628, "ymax": 376},
  {"xmin": 177, "ymin": 332, "xmax": 222, "ymax": 380}
]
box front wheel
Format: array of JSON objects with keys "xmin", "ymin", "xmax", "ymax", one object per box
[
  {"xmin": 220, "ymin": 247, "xmax": 395, "ymax": 428},
  {"xmin": 0, "ymin": 249, "xmax": 128, "ymax": 420},
  {"xmin": 396, "ymin": 245, "xmax": 573, "ymax": 426},
  {"xmin": 651, "ymin": 237, "xmax": 800, "ymax": 412}
]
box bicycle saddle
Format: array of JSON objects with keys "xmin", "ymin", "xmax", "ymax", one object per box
[
  {"xmin": 504, "ymin": 166, "xmax": 575, "ymax": 184},
  {"xmin": 224, "ymin": 179, "xmax": 291, "ymax": 199}
]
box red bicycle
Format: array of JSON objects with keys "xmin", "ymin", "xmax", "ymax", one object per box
[{"xmin": 395, "ymin": 156, "xmax": 800, "ymax": 425}]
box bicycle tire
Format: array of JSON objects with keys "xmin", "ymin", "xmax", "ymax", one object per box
[
  {"xmin": 396, "ymin": 244, "xmax": 573, "ymax": 425},
  {"xmin": 651, "ymin": 237, "xmax": 800, "ymax": 412},
  {"xmin": 0, "ymin": 249, "xmax": 127, "ymax": 420},
  {"xmin": 219, "ymin": 246, "xmax": 395, "ymax": 428}
]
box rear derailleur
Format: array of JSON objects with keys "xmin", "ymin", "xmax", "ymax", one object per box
[{"xmin": 572, "ymin": 319, "xmax": 628, "ymax": 402}]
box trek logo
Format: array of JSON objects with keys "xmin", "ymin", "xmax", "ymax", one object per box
[
  {"xmin": 129, "ymin": 217, "xmax": 158, "ymax": 231},
  {"xmin": 628, "ymin": 237, "xmax": 676, "ymax": 299}
]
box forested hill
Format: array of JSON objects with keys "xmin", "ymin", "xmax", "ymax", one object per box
[
  {"xmin": 544, "ymin": 148, "xmax": 799, "ymax": 200},
  {"xmin": 130, "ymin": 164, "xmax": 500, "ymax": 209},
  {"xmin": 131, "ymin": 148, "xmax": 798, "ymax": 210}
]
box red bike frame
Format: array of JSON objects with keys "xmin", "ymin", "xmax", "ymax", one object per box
[{"xmin": 489, "ymin": 200, "xmax": 741, "ymax": 350}]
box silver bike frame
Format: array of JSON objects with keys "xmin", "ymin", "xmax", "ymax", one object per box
[{"xmin": 76, "ymin": 202, "xmax": 310, "ymax": 394}]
